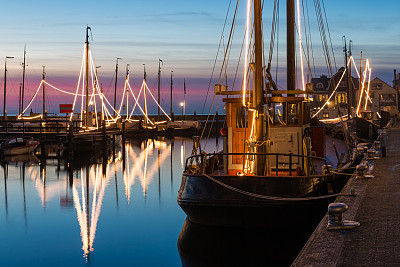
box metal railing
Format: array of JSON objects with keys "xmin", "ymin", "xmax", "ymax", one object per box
[
  {"xmin": 185, "ymin": 152, "xmax": 330, "ymax": 176},
  {"xmin": 0, "ymin": 119, "xmax": 83, "ymax": 134}
]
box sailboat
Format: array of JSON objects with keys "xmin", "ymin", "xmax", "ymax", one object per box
[{"xmin": 177, "ymin": 0, "xmax": 358, "ymax": 227}]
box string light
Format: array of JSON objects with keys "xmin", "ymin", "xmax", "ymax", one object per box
[
  {"xmin": 18, "ymin": 40, "xmax": 171, "ymax": 129},
  {"xmin": 242, "ymin": 0, "xmax": 252, "ymax": 107},
  {"xmin": 296, "ymin": 0, "xmax": 306, "ymax": 91},
  {"xmin": 312, "ymin": 57, "xmax": 350, "ymax": 118}
]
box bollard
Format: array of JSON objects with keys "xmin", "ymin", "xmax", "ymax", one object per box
[
  {"xmin": 327, "ymin": 203, "xmax": 360, "ymax": 230},
  {"xmin": 356, "ymin": 163, "xmax": 368, "ymax": 178},
  {"xmin": 374, "ymin": 141, "xmax": 381, "ymax": 150},
  {"xmin": 356, "ymin": 162, "xmax": 374, "ymax": 179},
  {"xmin": 367, "ymin": 149, "xmax": 376, "ymax": 159}
]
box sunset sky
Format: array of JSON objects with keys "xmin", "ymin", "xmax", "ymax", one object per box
[{"xmin": 1, "ymin": 0, "xmax": 399, "ymax": 115}]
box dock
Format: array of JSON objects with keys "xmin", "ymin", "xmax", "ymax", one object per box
[{"xmin": 292, "ymin": 126, "xmax": 400, "ymax": 266}]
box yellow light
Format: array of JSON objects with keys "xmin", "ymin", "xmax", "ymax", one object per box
[
  {"xmin": 18, "ymin": 114, "xmax": 43, "ymax": 120},
  {"xmin": 180, "ymin": 102, "xmax": 184, "ymax": 107}
]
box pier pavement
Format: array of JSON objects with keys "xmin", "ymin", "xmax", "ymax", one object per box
[{"xmin": 292, "ymin": 126, "xmax": 400, "ymax": 267}]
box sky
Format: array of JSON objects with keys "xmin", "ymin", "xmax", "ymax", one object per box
[{"xmin": 1, "ymin": 0, "xmax": 399, "ymax": 115}]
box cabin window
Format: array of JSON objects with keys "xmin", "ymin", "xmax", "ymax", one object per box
[
  {"xmin": 287, "ymin": 103, "xmax": 299, "ymax": 125},
  {"xmin": 273, "ymin": 103, "xmax": 285, "ymax": 125},
  {"xmin": 316, "ymin": 83, "xmax": 324, "ymax": 89},
  {"xmin": 323, "ymin": 112, "xmax": 329, "ymax": 118},
  {"xmin": 236, "ymin": 106, "xmax": 248, "ymax": 128}
]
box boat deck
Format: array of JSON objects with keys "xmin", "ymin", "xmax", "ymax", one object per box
[{"xmin": 292, "ymin": 125, "xmax": 400, "ymax": 266}]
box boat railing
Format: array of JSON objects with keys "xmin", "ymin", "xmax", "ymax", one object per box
[{"xmin": 185, "ymin": 152, "xmax": 330, "ymax": 176}]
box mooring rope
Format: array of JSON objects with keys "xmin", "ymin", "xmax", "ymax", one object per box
[
  {"xmin": 200, "ymin": 173, "xmax": 353, "ymax": 202},
  {"xmin": 330, "ymin": 171, "xmax": 354, "ymax": 176}
]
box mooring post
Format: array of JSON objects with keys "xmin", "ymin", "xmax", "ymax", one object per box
[
  {"xmin": 68, "ymin": 123, "xmax": 74, "ymax": 158},
  {"xmin": 102, "ymin": 120, "xmax": 107, "ymax": 164},
  {"xmin": 112, "ymin": 135, "xmax": 116, "ymax": 161},
  {"xmin": 40, "ymin": 120, "xmax": 43, "ymax": 138},
  {"xmin": 57, "ymin": 137, "xmax": 61, "ymax": 171},
  {"xmin": 194, "ymin": 110, "xmax": 197, "ymax": 121},
  {"xmin": 215, "ymin": 112, "xmax": 219, "ymax": 136},
  {"xmin": 327, "ymin": 203, "xmax": 360, "ymax": 230}
]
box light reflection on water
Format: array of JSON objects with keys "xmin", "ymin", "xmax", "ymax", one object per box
[
  {"xmin": 0, "ymin": 136, "xmax": 318, "ymax": 266},
  {"xmin": 0, "ymin": 137, "xmax": 203, "ymax": 267}
]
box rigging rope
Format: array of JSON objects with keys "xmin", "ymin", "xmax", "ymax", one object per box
[
  {"xmin": 201, "ymin": 0, "xmax": 233, "ymax": 115},
  {"xmin": 200, "ymin": 0, "xmax": 240, "ymax": 151},
  {"xmin": 200, "ymin": 172, "xmax": 351, "ymax": 201}
]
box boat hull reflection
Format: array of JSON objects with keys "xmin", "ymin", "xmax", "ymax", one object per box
[{"xmin": 178, "ymin": 217, "xmax": 319, "ymax": 267}]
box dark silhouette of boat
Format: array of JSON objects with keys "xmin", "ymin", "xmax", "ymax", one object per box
[{"xmin": 177, "ymin": 0, "xmax": 358, "ymax": 227}]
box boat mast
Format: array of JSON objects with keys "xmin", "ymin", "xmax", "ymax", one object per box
[
  {"xmin": 114, "ymin": 57, "xmax": 121, "ymax": 117},
  {"xmin": 287, "ymin": 0, "xmax": 296, "ymax": 93},
  {"xmin": 42, "ymin": 66, "xmax": 46, "ymax": 117},
  {"xmin": 3, "ymin": 56, "xmax": 14, "ymax": 120},
  {"xmin": 158, "ymin": 59, "xmax": 162, "ymax": 121},
  {"xmin": 349, "ymin": 41, "xmax": 352, "ymax": 115},
  {"xmin": 170, "ymin": 70, "xmax": 173, "ymax": 118},
  {"xmin": 21, "ymin": 45, "xmax": 26, "ymax": 115},
  {"xmin": 183, "ymin": 79, "xmax": 186, "ymax": 120},
  {"xmin": 19, "ymin": 83, "xmax": 22, "ymax": 115},
  {"xmin": 126, "ymin": 64, "xmax": 129, "ymax": 118},
  {"xmin": 344, "ymin": 38, "xmax": 352, "ymax": 118},
  {"xmin": 85, "ymin": 26, "xmax": 90, "ymax": 129},
  {"xmin": 143, "ymin": 64, "xmax": 148, "ymax": 126},
  {"xmin": 253, "ymin": 0, "xmax": 265, "ymax": 175}
]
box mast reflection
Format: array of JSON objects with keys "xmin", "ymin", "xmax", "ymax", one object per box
[
  {"xmin": 0, "ymin": 138, "xmax": 174, "ymax": 261},
  {"xmin": 123, "ymin": 139, "xmax": 170, "ymax": 202},
  {"xmin": 72, "ymin": 165, "xmax": 109, "ymax": 259}
]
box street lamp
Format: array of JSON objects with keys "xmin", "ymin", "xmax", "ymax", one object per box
[{"xmin": 3, "ymin": 56, "xmax": 14, "ymax": 120}]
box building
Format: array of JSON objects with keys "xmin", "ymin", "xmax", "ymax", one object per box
[
  {"xmin": 369, "ymin": 77, "xmax": 398, "ymax": 116},
  {"xmin": 310, "ymin": 68, "xmax": 359, "ymax": 119}
]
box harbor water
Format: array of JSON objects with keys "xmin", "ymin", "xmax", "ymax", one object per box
[{"xmin": 0, "ymin": 137, "xmax": 321, "ymax": 266}]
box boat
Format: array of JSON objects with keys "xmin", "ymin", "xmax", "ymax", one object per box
[
  {"xmin": 177, "ymin": 0, "xmax": 358, "ymax": 227},
  {"xmin": 166, "ymin": 120, "xmax": 201, "ymax": 137},
  {"xmin": 0, "ymin": 137, "xmax": 39, "ymax": 156}
]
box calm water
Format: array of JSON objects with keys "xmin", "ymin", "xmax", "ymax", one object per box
[{"xmin": 0, "ymin": 137, "xmax": 318, "ymax": 267}]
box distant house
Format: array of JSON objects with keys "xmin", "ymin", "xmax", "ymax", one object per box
[
  {"xmin": 310, "ymin": 68, "xmax": 359, "ymax": 119},
  {"xmin": 369, "ymin": 77, "xmax": 398, "ymax": 116}
]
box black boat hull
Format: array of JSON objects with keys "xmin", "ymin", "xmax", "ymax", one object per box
[{"xmin": 178, "ymin": 173, "xmax": 346, "ymax": 227}]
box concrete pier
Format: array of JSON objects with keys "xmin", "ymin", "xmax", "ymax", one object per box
[{"xmin": 292, "ymin": 126, "xmax": 400, "ymax": 266}]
